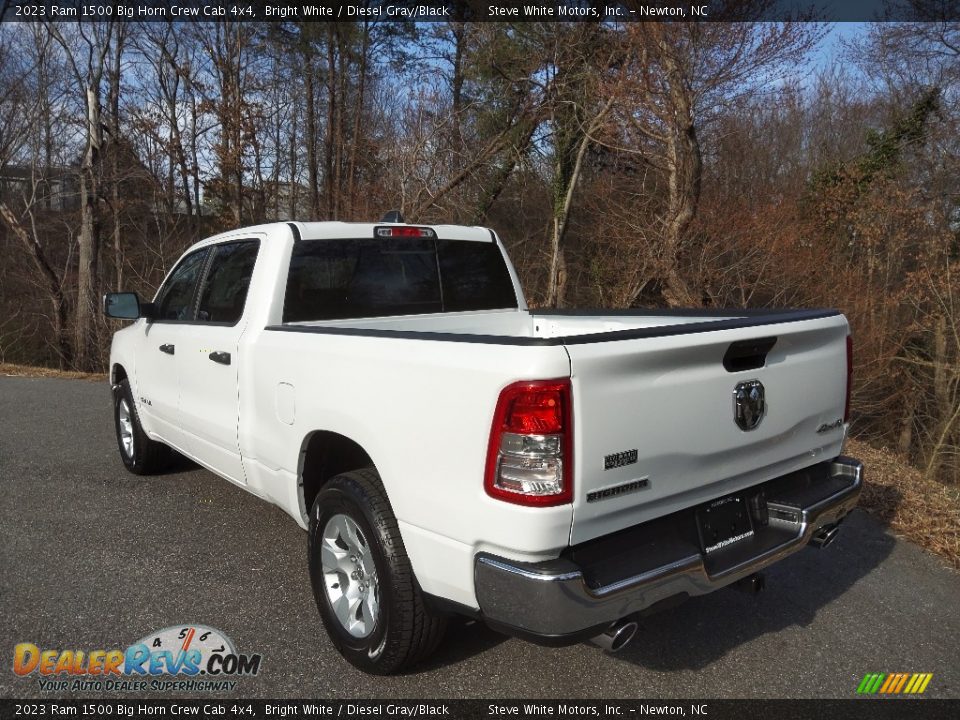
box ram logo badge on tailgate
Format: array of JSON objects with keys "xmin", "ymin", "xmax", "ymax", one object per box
[{"xmin": 733, "ymin": 379, "xmax": 766, "ymax": 431}]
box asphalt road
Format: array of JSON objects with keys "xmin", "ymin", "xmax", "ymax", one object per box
[{"xmin": 1, "ymin": 374, "xmax": 958, "ymax": 700}]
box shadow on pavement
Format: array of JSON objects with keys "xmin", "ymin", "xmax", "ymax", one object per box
[
  {"xmin": 611, "ymin": 505, "xmax": 900, "ymax": 671},
  {"xmin": 156, "ymin": 451, "xmax": 202, "ymax": 476},
  {"xmin": 406, "ymin": 619, "xmax": 508, "ymax": 674}
]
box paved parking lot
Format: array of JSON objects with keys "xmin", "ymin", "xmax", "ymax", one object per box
[{"xmin": 2, "ymin": 375, "xmax": 958, "ymax": 699}]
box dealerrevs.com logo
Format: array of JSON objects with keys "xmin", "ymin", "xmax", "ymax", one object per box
[{"xmin": 13, "ymin": 625, "xmax": 262, "ymax": 692}]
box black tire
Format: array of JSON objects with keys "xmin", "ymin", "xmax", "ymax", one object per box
[
  {"xmin": 308, "ymin": 468, "xmax": 447, "ymax": 674},
  {"xmin": 113, "ymin": 378, "xmax": 170, "ymax": 475}
]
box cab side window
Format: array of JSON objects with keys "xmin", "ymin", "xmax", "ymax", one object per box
[
  {"xmin": 197, "ymin": 241, "xmax": 260, "ymax": 324},
  {"xmin": 155, "ymin": 249, "xmax": 209, "ymax": 321}
]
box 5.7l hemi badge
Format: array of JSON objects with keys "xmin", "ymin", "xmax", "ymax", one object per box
[{"xmin": 604, "ymin": 448, "xmax": 638, "ymax": 470}]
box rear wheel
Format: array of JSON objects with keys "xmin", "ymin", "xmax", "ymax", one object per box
[
  {"xmin": 113, "ymin": 379, "xmax": 170, "ymax": 475},
  {"xmin": 308, "ymin": 468, "xmax": 446, "ymax": 674}
]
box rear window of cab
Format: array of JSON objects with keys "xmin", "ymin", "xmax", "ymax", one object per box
[{"xmin": 283, "ymin": 237, "xmax": 518, "ymax": 323}]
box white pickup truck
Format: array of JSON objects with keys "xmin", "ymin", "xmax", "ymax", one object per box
[{"xmin": 104, "ymin": 218, "xmax": 862, "ymax": 674}]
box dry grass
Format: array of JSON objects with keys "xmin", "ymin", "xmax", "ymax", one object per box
[
  {"xmin": 847, "ymin": 437, "xmax": 960, "ymax": 570},
  {"xmin": 0, "ymin": 362, "xmax": 106, "ymax": 382}
]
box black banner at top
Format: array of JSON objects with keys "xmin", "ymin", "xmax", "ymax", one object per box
[{"xmin": 3, "ymin": 0, "xmax": 960, "ymax": 23}]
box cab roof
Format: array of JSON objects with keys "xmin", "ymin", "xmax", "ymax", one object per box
[{"xmin": 289, "ymin": 221, "xmax": 495, "ymax": 243}]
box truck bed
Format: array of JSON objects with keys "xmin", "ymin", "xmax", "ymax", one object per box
[{"xmin": 270, "ymin": 307, "xmax": 839, "ymax": 344}]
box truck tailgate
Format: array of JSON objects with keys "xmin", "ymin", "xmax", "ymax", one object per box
[{"xmin": 565, "ymin": 313, "xmax": 849, "ymax": 545}]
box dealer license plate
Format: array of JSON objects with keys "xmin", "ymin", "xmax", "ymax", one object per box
[{"xmin": 696, "ymin": 494, "xmax": 754, "ymax": 554}]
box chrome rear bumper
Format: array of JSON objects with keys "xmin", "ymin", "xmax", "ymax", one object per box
[{"xmin": 475, "ymin": 456, "xmax": 862, "ymax": 642}]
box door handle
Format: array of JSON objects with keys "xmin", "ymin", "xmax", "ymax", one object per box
[
  {"xmin": 159, "ymin": 344, "xmax": 175, "ymax": 355},
  {"xmin": 209, "ymin": 351, "xmax": 231, "ymax": 365}
]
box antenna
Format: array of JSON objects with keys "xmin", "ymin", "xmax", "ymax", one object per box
[{"xmin": 381, "ymin": 210, "xmax": 404, "ymax": 223}]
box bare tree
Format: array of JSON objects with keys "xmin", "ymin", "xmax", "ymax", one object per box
[
  {"xmin": 48, "ymin": 21, "xmax": 116, "ymax": 370},
  {"xmin": 539, "ymin": 24, "xmax": 615, "ymax": 307},
  {"xmin": 613, "ymin": 19, "xmax": 823, "ymax": 307},
  {"xmin": 189, "ymin": 20, "xmax": 262, "ymax": 226},
  {"xmin": 0, "ymin": 28, "xmax": 73, "ymax": 367}
]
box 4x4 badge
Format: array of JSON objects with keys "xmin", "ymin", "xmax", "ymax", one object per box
[{"xmin": 733, "ymin": 380, "xmax": 765, "ymax": 431}]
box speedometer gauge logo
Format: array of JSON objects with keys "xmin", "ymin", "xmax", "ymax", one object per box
[{"xmin": 132, "ymin": 625, "xmax": 238, "ymax": 675}]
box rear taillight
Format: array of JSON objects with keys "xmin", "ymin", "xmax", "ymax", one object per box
[
  {"xmin": 844, "ymin": 334, "xmax": 853, "ymax": 423},
  {"xmin": 485, "ymin": 379, "xmax": 573, "ymax": 506}
]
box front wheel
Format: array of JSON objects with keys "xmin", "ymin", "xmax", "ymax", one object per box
[
  {"xmin": 308, "ymin": 468, "xmax": 446, "ymax": 674},
  {"xmin": 113, "ymin": 379, "xmax": 170, "ymax": 475}
]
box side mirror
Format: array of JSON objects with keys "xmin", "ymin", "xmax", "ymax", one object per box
[{"xmin": 103, "ymin": 292, "xmax": 155, "ymax": 321}]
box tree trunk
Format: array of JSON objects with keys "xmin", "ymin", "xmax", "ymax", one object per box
[
  {"xmin": 332, "ymin": 29, "xmax": 346, "ymax": 220},
  {"xmin": 232, "ymin": 49, "xmax": 243, "ymax": 226},
  {"xmin": 324, "ymin": 26, "xmax": 336, "ymax": 219},
  {"xmin": 304, "ymin": 51, "xmax": 320, "ymax": 219},
  {"xmin": 162, "ymin": 44, "xmax": 194, "ymax": 220},
  {"xmin": 660, "ymin": 94, "xmax": 702, "ymax": 308},
  {"xmin": 346, "ymin": 23, "xmax": 369, "ymax": 219},
  {"xmin": 251, "ymin": 129, "xmax": 266, "ymax": 222},
  {"xmin": 450, "ymin": 17, "xmax": 466, "ymax": 142},
  {"xmin": 189, "ymin": 89, "xmax": 202, "ymax": 231},
  {"xmin": 545, "ymin": 222, "xmax": 568, "ymax": 308},
  {"xmin": 75, "ymin": 85, "xmax": 103, "ymax": 371},
  {"xmin": 108, "ymin": 30, "xmax": 124, "ymax": 292},
  {"xmin": 288, "ymin": 106, "xmax": 299, "ymax": 219},
  {"xmin": 544, "ymin": 98, "xmax": 613, "ymax": 308},
  {"xmin": 924, "ymin": 314, "xmax": 954, "ymax": 480},
  {"xmin": 898, "ymin": 392, "xmax": 915, "ymax": 456}
]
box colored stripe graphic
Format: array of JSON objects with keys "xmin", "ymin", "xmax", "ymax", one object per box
[
  {"xmin": 893, "ymin": 674, "xmax": 909, "ymax": 693},
  {"xmin": 857, "ymin": 673, "xmax": 932, "ymax": 695}
]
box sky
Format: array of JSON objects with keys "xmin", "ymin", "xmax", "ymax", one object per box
[{"xmin": 813, "ymin": 22, "xmax": 871, "ymax": 73}]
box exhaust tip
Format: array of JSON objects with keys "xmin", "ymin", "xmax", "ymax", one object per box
[
  {"xmin": 811, "ymin": 524, "xmax": 840, "ymax": 549},
  {"xmin": 589, "ymin": 618, "xmax": 638, "ymax": 653}
]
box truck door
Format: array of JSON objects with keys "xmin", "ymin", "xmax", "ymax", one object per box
[
  {"xmin": 176, "ymin": 240, "xmax": 260, "ymax": 484},
  {"xmin": 135, "ymin": 247, "xmax": 210, "ymax": 452}
]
